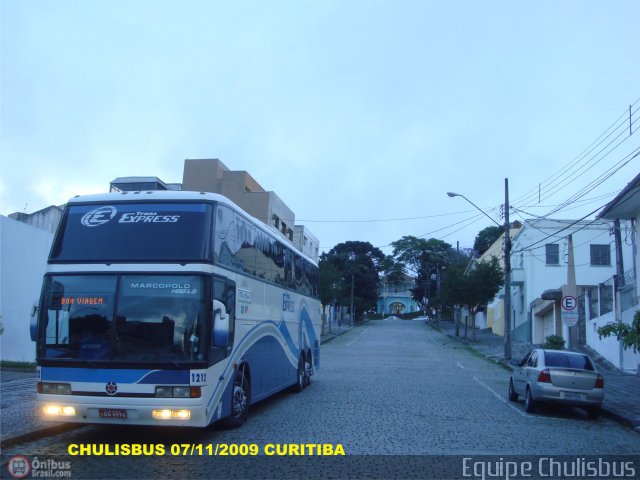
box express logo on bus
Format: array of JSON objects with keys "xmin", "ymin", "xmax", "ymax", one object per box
[{"xmin": 81, "ymin": 206, "xmax": 117, "ymax": 227}]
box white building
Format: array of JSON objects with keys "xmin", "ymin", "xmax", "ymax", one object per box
[
  {"xmin": 509, "ymin": 219, "xmax": 632, "ymax": 345},
  {"xmin": 585, "ymin": 173, "xmax": 640, "ymax": 372},
  {"xmin": 0, "ymin": 215, "xmax": 55, "ymax": 362}
]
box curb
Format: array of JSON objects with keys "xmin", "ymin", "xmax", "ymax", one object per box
[
  {"xmin": 320, "ymin": 326, "xmax": 353, "ymax": 345},
  {"xmin": 2, "ymin": 423, "xmax": 84, "ymax": 449}
]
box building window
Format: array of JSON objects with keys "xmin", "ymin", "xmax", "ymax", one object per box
[
  {"xmin": 545, "ymin": 244, "xmax": 559, "ymax": 265},
  {"xmin": 590, "ymin": 244, "xmax": 611, "ymax": 266}
]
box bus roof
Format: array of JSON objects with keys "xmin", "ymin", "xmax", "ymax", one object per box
[
  {"xmin": 65, "ymin": 191, "xmax": 316, "ymax": 265},
  {"xmin": 68, "ymin": 190, "xmax": 229, "ymax": 204}
]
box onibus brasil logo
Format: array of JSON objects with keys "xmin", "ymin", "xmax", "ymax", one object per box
[
  {"xmin": 7, "ymin": 456, "xmax": 72, "ymax": 479},
  {"xmin": 81, "ymin": 206, "xmax": 117, "ymax": 227}
]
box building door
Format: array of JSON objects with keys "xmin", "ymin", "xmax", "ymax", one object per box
[{"xmin": 389, "ymin": 302, "xmax": 405, "ymax": 315}]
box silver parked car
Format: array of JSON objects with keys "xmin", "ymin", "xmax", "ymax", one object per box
[{"xmin": 508, "ymin": 349, "xmax": 604, "ymax": 419}]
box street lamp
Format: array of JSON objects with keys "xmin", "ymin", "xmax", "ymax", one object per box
[
  {"xmin": 447, "ymin": 180, "xmax": 512, "ymax": 359},
  {"xmin": 446, "ymin": 192, "xmax": 501, "ymax": 228}
]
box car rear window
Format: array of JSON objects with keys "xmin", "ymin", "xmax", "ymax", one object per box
[{"xmin": 544, "ymin": 351, "xmax": 594, "ymax": 370}]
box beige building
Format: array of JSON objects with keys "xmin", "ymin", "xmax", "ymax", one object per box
[
  {"xmin": 293, "ymin": 225, "xmax": 320, "ymax": 261},
  {"xmin": 182, "ymin": 159, "xmax": 319, "ymax": 261},
  {"xmin": 106, "ymin": 159, "xmax": 318, "ymax": 262}
]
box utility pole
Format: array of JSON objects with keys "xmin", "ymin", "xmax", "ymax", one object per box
[
  {"xmin": 455, "ymin": 241, "xmax": 460, "ymax": 337},
  {"xmin": 504, "ymin": 178, "xmax": 512, "ymax": 360},
  {"xmin": 613, "ymin": 219, "xmax": 625, "ymax": 369},
  {"xmin": 350, "ymin": 272, "xmax": 355, "ymax": 326}
]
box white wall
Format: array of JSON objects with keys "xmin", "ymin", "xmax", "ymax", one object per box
[
  {"xmin": 0, "ymin": 216, "xmax": 53, "ymax": 362},
  {"xmin": 586, "ymin": 307, "xmax": 640, "ymax": 372}
]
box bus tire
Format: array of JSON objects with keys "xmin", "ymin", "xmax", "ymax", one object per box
[
  {"xmin": 292, "ymin": 355, "xmax": 305, "ymax": 393},
  {"xmin": 303, "ymin": 351, "xmax": 312, "ymax": 388},
  {"xmin": 220, "ymin": 369, "xmax": 250, "ymax": 429}
]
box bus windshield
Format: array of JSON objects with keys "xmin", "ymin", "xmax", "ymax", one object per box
[
  {"xmin": 39, "ymin": 274, "xmax": 209, "ymax": 366},
  {"xmin": 50, "ymin": 202, "xmax": 213, "ymax": 263}
]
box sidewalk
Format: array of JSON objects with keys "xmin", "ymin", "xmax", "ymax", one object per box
[
  {"xmin": 431, "ymin": 319, "xmax": 640, "ymax": 431},
  {"xmin": 1, "ymin": 324, "xmax": 355, "ymax": 448},
  {"xmin": 320, "ymin": 322, "xmax": 353, "ymax": 344},
  {"xmin": 1, "ymin": 368, "xmax": 81, "ymax": 448}
]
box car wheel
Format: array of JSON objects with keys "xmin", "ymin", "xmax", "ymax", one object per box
[
  {"xmin": 524, "ymin": 387, "xmax": 536, "ymax": 413},
  {"xmin": 220, "ymin": 369, "xmax": 249, "ymax": 429},
  {"xmin": 586, "ymin": 406, "xmax": 601, "ymax": 420},
  {"xmin": 508, "ymin": 379, "xmax": 518, "ymax": 402}
]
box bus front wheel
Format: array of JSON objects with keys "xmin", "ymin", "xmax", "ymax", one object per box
[{"xmin": 221, "ymin": 369, "xmax": 249, "ymax": 429}]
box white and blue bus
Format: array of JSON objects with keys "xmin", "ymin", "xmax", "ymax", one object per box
[{"xmin": 32, "ymin": 191, "xmax": 320, "ymax": 428}]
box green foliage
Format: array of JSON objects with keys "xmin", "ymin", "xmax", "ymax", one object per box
[
  {"xmin": 391, "ymin": 235, "xmax": 457, "ymax": 309},
  {"xmin": 544, "ymin": 335, "xmax": 566, "ymax": 350},
  {"xmin": 319, "ymin": 241, "xmax": 386, "ymax": 321},
  {"xmin": 473, "ymin": 226, "xmax": 503, "ymax": 256},
  {"xmin": 380, "ymin": 256, "xmax": 406, "ymax": 284},
  {"xmin": 597, "ymin": 310, "xmax": 640, "ymax": 353},
  {"xmin": 318, "ymin": 259, "xmax": 342, "ymax": 307},
  {"xmin": 441, "ymin": 257, "xmax": 504, "ymax": 315},
  {"xmin": 0, "ymin": 361, "xmax": 37, "ymax": 371}
]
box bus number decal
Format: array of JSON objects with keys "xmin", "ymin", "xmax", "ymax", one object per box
[{"xmin": 190, "ymin": 371, "xmax": 207, "ymax": 385}]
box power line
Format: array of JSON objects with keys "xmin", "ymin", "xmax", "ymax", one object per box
[
  {"xmin": 511, "ymin": 99, "xmax": 640, "ymax": 208},
  {"xmin": 543, "ymin": 146, "xmax": 640, "ymax": 217},
  {"xmin": 512, "ymin": 203, "xmax": 609, "ymax": 254}
]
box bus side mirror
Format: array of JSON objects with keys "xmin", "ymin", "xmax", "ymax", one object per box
[
  {"xmin": 30, "ymin": 304, "xmax": 39, "ymax": 341},
  {"xmin": 212, "ymin": 299, "xmax": 229, "ymax": 348}
]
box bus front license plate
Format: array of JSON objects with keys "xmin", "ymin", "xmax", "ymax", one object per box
[{"xmin": 99, "ymin": 409, "xmax": 127, "ymax": 419}]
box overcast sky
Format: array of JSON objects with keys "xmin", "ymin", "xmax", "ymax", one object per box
[{"xmin": 2, "ymin": 0, "xmax": 639, "ymax": 255}]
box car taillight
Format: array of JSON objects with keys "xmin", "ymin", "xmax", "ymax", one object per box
[
  {"xmin": 595, "ymin": 374, "xmax": 604, "ymax": 388},
  {"xmin": 537, "ymin": 368, "xmax": 552, "ymax": 383}
]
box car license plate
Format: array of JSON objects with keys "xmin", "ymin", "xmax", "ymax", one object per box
[
  {"xmin": 99, "ymin": 409, "xmax": 127, "ymax": 419},
  {"xmin": 560, "ymin": 391, "xmax": 585, "ymax": 401}
]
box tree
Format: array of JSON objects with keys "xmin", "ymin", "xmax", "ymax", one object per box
[
  {"xmin": 391, "ymin": 236, "xmax": 455, "ymax": 313},
  {"xmin": 391, "ymin": 236, "xmax": 428, "ymax": 276},
  {"xmin": 597, "ymin": 310, "xmax": 640, "ymax": 353},
  {"xmin": 379, "ymin": 255, "xmax": 406, "ymax": 284},
  {"xmin": 319, "ymin": 241, "xmax": 385, "ymax": 322},
  {"xmin": 318, "ymin": 259, "xmax": 342, "ymax": 331},
  {"xmin": 473, "ymin": 226, "xmax": 503, "ymax": 257},
  {"xmin": 441, "ymin": 257, "xmax": 504, "ymax": 341}
]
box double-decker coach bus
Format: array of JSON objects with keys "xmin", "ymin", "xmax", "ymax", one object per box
[{"xmin": 31, "ymin": 191, "xmax": 320, "ymax": 428}]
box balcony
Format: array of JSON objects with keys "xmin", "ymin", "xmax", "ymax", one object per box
[{"xmin": 510, "ymin": 267, "xmax": 525, "ymax": 286}]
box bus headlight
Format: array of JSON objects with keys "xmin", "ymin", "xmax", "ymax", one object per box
[
  {"xmin": 152, "ymin": 409, "xmax": 172, "ymax": 420},
  {"xmin": 155, "ymin": 387, "xmax": 173, "ymax": 397},
  {"xmin": 43, "ymin": 405, "xmax": 76, "ymax": 416},
  {"xmin": 172, "ymin": 387, "xmax": 190, "ymax": 398},
  {"xmin": 152, "ymin": 409, "xmax": 191, "ymax": 420},
  {"xmin": 154, "ymin": 386, "xmax": 200, "ymax": 398},
  {"xmin": 172, "ymin": 410, "xmax": 191, "ymax": 420},
  {"xmin": 39, "ymin": 382, "xmax": 72, "ymax": 395}
]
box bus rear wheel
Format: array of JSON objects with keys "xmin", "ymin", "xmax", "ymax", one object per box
[
  {"xmin": 303, "ymin": 354, "xmax": 312, "ymax": 388},
  {"xmin": 292, "ymin": 355, "xmax": 305, "ymax": 393}
]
